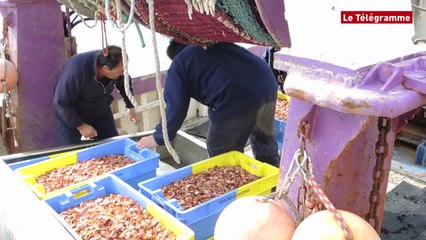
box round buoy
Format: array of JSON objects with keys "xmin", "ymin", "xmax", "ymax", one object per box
[
  {"xmin": 291, "ymin": 209, "xmax": 380, "ymax": 240},
  {"xmin": 214, "ymin": 196, "xmax": 295, "ymax": 240},
  {"xmin": 0, "ymin": 58, "xmax": 18, "ymax": 92}
]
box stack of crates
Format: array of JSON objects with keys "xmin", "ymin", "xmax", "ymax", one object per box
[
  {"xmin": 138, "ymin": 151, "xmax": 279, "ymax": 239},
  {"xmin": 275, "ymin": 92, "xmax": 290, "ymax": 152},
  {"xmin": 8, "ymin": 138, "xmax": 195, "ymax": 239}
]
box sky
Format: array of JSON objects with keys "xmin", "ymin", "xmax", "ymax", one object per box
[
  {"xmin": 282, "ymin": 0, "xmax": 426, "ymax": 68},
  {"xmin": 72, "ymin": 20, "xmax": 173, "ymax": 78},
  {"xmin": 69, "ymin": 0, "xmax": 426, "ymax": 77}
]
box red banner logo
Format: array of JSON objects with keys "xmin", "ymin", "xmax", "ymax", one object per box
[{"xmin": 341, "ymin": 11, "xmax": 413, "ymax": 24}]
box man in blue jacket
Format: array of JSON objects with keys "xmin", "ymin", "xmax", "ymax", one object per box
[
  {"xmin": 53, "ymin": 45, "xmax": 139, "ymax": 145},
  {"xmin": 137, "ymin": 40, "xmax": 279, "ymax": 166}
]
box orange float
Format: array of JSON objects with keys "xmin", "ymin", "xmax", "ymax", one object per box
[
  {"xmin": 291, "ymin": 209, "xmax": 381, "ymax": 240},
  {"xmin": 0, "ymin": 58, "xmax": 18, "ymax": 92},
  {"xmin": 214, "ymin": 196, "xmax": 296, "ymax": 240}
]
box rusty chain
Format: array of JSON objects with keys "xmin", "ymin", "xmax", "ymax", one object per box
[{"xmin": 365, "ymin": 117, "xmax": 391, "ymax": 233}]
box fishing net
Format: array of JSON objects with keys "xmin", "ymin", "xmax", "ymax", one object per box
[{"xmin": 57, "ymin": 0, "xmax": 290, "ymax": 47}]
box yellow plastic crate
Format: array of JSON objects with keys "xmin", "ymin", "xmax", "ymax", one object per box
[
  {"xmin": 278, "ymin": 91, "xmax": 291, "ymax": 102},
  {"xmin": 15, "ymin": 151, "xmax": 87, "ymax": 200},
  {"xmin": 191, "ymin": 151, "xmax": 279, "ymax": 199},
  {"xmin": 8, "ymin": 150, "xmax": 78, "ymax": 171}
]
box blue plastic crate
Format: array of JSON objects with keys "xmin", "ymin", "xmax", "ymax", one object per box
[
  {"xmin": 15, "ymin": 138, "xmax": 160, "ymax": 199},
  {"xmin": 138, "ymin": 151, "xmax": 279, "ymax": 240},
  {"xmin": 274, "ymin": 118, "xmax": 287, "ymax": 151},
  {"xmin": 43, "ymin": 175, "xmax": 194, "ymax": 240},
  {"xmin": 415, "ymin": 140, "xmax": 426, "ymax": 167}
]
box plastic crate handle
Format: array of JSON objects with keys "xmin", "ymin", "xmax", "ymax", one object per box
[
  {"xmin": 152, "ymin": 193, "xmax": 169, "ymax": 207},
  {"xmin": 62, "ymin": 182, "xmax": 104, "ymax": 206},
  {"xmin": 126, "ymin": 143, "xmax": 145, "ymax": 160}
]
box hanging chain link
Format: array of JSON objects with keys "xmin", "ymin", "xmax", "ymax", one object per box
[
  {"xmin": 365, "ymin": 117, "xmax": 391, "ymax": 232},
  {"xmin": 296, "ymin": 131, "xmax": 325, "ymax": 220}
]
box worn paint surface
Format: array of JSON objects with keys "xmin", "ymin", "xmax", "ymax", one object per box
[
  {"xmin": 275, "ymin": 53, "xmax": 426, "ymax": 118},
  {"xmin": 8, "ymin": 0, "xmax": 65, "ymax": 152},
  {"xmin": 275, "ymin": 51, "xmax": 426, "ymax": 231}
]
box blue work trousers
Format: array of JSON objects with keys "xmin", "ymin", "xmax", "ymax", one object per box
[
  {"xmin": 207, "ymin": 100, "xmax": 279, "ymax": 167},
  {"xmin": 56, "ymin": 108, "xmax": 119, "ymax": 146}
]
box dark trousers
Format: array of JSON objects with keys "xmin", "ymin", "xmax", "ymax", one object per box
[
  {"xmin": 206, "ymin": 100, "xmax": 279, "ymax": 167},
  {"xmin": 56, "ymin": 108, "xmax": 119, "ymax": 146}
]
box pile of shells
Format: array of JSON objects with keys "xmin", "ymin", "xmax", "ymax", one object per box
[
  {"xmin": 162, "ymin": 165, "xmax": 260, "ymax": 210},
  {"xmin": 36, "ymin": 155, "xmax": 134, "ymax": 193},
  {"xmin": 275, "ymin": 98, "xmax": 289, "ymax": 120},
  {"xmin": 60, "ymin": 193, "xmax": 176, "ymax": 240}
]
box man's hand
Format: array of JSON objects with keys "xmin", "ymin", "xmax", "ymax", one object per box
[
  {"xmin": 128, "ymin": 108, "xmax": 140, "ymax": 124},
  {"xmin": 137, "ymin": 135, "xmax": 158, "ymax": 149},
  {"xmin": 77, "ymin": 123, "xmax": 98, "ymax": 139}
]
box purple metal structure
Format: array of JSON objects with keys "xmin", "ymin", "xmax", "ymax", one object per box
[
  {"xmin": 274, "ymin": 52, "xmax": 426, "ymax": 232},
  {"xmin": 1, "ymin": 0, "xmax": 422, "ymax": 235},
  {"xmin": 0, "ymin": 0, "xmax": 65, "ymax": 153}
]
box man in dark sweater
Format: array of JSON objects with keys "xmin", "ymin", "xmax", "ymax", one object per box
[
  {"xmin": 137, "ymin": 40, "xmax": 279, "ymax": 166},
  {"xmin": 53, "ymin": 45, "xmax": 139, "ymax": 145}
]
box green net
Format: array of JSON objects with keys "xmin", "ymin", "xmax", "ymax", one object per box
[{"xmin": 216, "ymin": 0, "xmax": 276, "ymax": 45}]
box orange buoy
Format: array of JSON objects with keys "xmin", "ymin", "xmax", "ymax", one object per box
[
  {"xmin": 291, "ymin": 210, "xmax": 381, "ymax": 240},
  {"xmin": 214, "ymin": 196, "xmax": 296, "ymax": 240},
  {"xmin": 0, "ymin": 58, "xmax": 18, "ymax": 92}
]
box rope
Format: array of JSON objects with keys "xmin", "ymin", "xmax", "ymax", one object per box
[
  {"xmin": 262, "ymin": 145, "xmax": 353, "ymax": 239},
  {"xmin": 105, "ymin": 0, "xmax": 135, "ymax": 32},
  {"xmin": 147, "ymin": 0, "xmax": 181, "ymax": 164},
  {"xmin": 261, "ymin": 148, "xmax": 307, "ymax": 224},
  {"xmin": 65, "ymin": 0, "xmax": 99, "ymax": 28},
  {"xmin": 115, "ymin": 0, "xmax": 138, "ymax": 108},
  {"xmin": 305, "ymin": 176, "xmax": 353, "ymax": 240},
  {"xmin": 134, "ymin": 22, "xmax": 146, "ymax": 48},
  {"xmin": 100, "ymin": 15, "xmax": 109, "ymax": 56}
]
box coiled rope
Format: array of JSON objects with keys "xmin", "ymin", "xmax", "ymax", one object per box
[{"xmin": 147, "ymin": 0, "xmax": 181, "ymax": 164}]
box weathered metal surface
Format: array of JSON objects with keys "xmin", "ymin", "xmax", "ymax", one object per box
[
  {"xmin": 275, "ymin": 49, "xmax": 426, "ymax": 232},
  {"xmin": 279, "ymin": 98, "xmax": 399, "ymax": 232},
  {"xmin": 275, "ymin": 52, "xmax": 426, "ymax": 118},
  {"xmin": 7, "ymin": 0, "xmax": 65, "ymax": 152}
]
